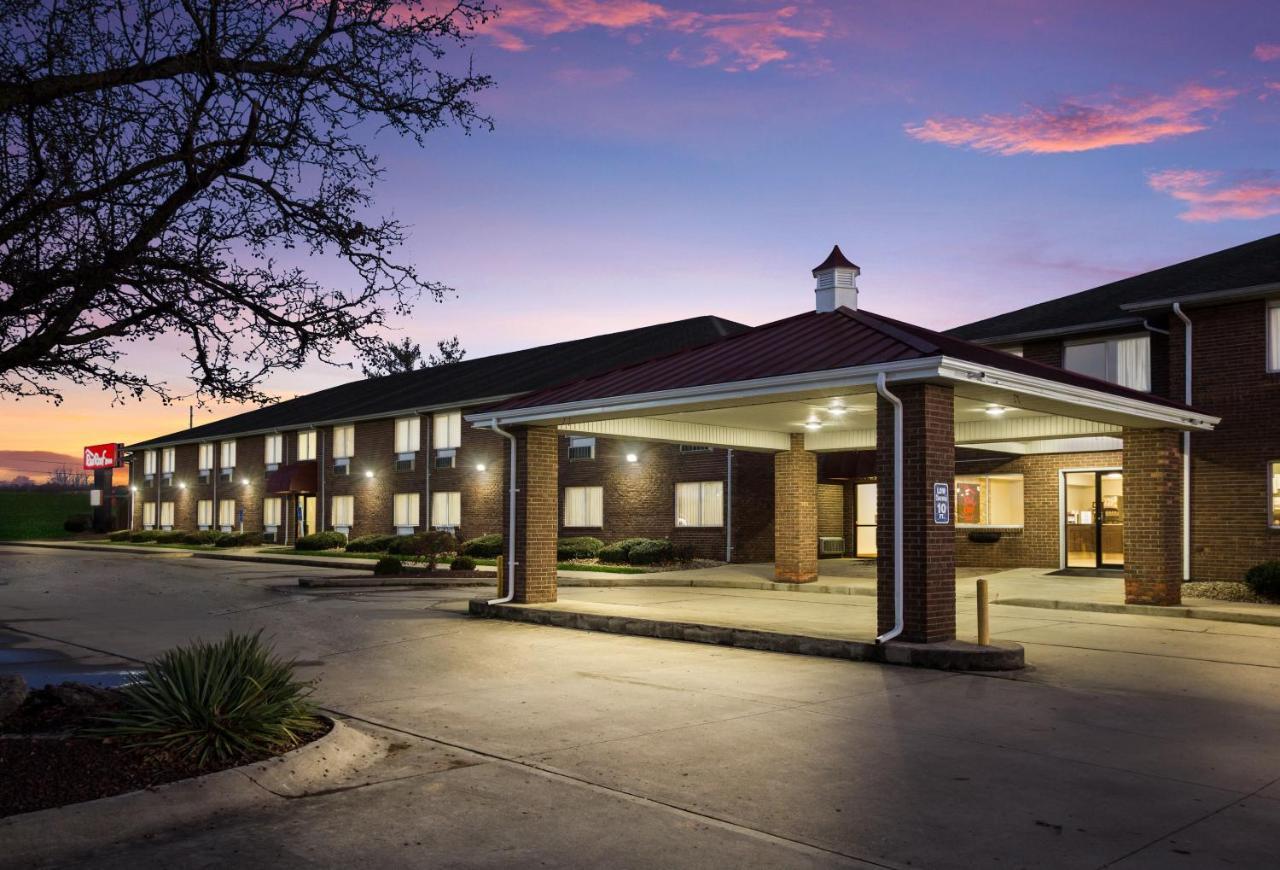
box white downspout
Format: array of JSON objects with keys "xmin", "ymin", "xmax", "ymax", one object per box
[
  {"xmin": 725, "ymin": 449, "xmax": 734, "ymax": 563},
  {"xmin": 1172, "ymin": 303, "xmax": 1192, "ymax": 582},
  {"xmin": 875, "ymin": 372, "xmax": 904, "ymax": 644},
  {"xmin": 485, "ymin": 419, "xmax": 518, "ymax": 605}
]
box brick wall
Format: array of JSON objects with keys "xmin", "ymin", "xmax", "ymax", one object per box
[
  {"xmin": 513, "ymin": 426, "xmax": 559, "ymax": 603},
  {"xmin": 774, "ymin": 433, "xmax": 817, "ymax": 582},
  {"xmin": 817, "ymin": 483, "xmax": 844, "ymax": 540},
  {"xmin": 1123, "ymin": 428, "xmax": 1183, "ymax": 604}
]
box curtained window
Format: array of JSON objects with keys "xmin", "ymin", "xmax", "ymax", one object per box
[
  {"xmin": 675, "ymin": 481, "xmax": 724, "ymax": 527},
  {"xmin": 563, "ymin": 486, "xmax": 603, "ymax": 527}
]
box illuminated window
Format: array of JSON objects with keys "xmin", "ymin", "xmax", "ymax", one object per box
[
  {"xmin": 1268, "ymin": 303, "xmax": 1280, "ymax": 372},
  {"xmin": 432, "ymin": 412, "xmax": 461, "ymax": 450},
  {"xmin": 219, "ymin": 440, "xmax": 236, "ymax": 468},
  {"xmin": 197, "ymin": 500, "xmax": 213, "ymax": 527},
  {"xmin": 675, "ymin": 481, "xmax": 723, "ymax": 528},
  {"xmin": 218, "ymin": 499, "xmax": 236, "ymax": 527},
  {"xmin": 432, "ymin": 491, "xmax": 461, "ymax": 528},
  {"xmin": 1271, "ymin": 461, "xmax": 1280, "ymax": 528},
  {"xmin": 393, "ymin": 493, "xmax": 420, "ymax": 528},
  {"xmin": 332, "ymin": 425, "xmax": 355, "ymax": 459},
  {"xmin": 161, "ymin": 447, "xmax": 176, "ymax": 474},
  {"xmin": 264, "ymin": 434, "xmax": 283, "ymax": 466},
  {"xmin": 142, "ymin": 502, "xmax": 156, "ymax": 527},
  {"xmin": 955, "ymin": 474, "xmax": 1024, "ymax": 527},
  {"xmin": 263, "ymin": 498, "xmax": 282, "ymax": 528},
  {"xmin": 198, "ymin": 443, "xmax": 214, "ymax": 471},
  {"xmin": 143, "ymin": 450, "xmax": 157, "ymax": 476},
  {"xmin": 394, "ymin": 417, "xmax": 421, "ymax": 454},
  {"xmin": 564, "ymin": 486, "xmax": 603, "ymax": 528},
  {"xmin": 1064, "ymin": 335, "xmax": 1150, "ymax": 391},
  {"xmin": 296, "ymin": 430, "xmax": 316, "ymax": 461},
  {"xmin": 159, "ymin": 502, "xmax": 175, "ymax": 528},
  {"xmin": 331, "ymin": 495, "xmax": 354, "ymax": 528}
]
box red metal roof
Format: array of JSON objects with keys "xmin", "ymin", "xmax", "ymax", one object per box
[{"xmin": 491, "ymin": 307, "xmax": 1197, "ymax": 414}]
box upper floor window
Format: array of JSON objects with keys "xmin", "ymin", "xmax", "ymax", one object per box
[
  {"xmin": 264, "ymin": 434, "xmax": 283, "ymax": 467},
  {"xmin": 198, "ymin": 443, "xmax": 214, "ymax": 471},
  {"xmin": 143, "ymin": 450, "xmax": 157, "ymax": 476},
  {"xmin": 433, "ymin": 411, "xmax": 461, "ymax": 450},
  {"xmin": 955, "ymin": 474, "xmax": 1024, "ymax": 527},
  {"xmin": 332, "ymin": 425, "xmax": 355, "ymax": 459},
  {"xmin": 161, "ymin": 447, "xmax": 176, "ymax": 474},
  {"xmin": 1063, "ymin": 334, "xmax": 1150, "ymax": 392},
  {"xmin": 1267, "ymin": 302, "xmax": 1280, "ymax": 373},
  {"xmin": 219, "ymin": 440, "xmax": 236, "ymax": 468},
  {"xmin": 296, "ymin": 430, "xmax": 317, "ymax": 461},
  {"xmin": 395, "ymin": 416, "xmax": 421, "ymax": 454}
]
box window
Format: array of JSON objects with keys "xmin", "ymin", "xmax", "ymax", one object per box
[
  {"xmin": 220, "ymin": 441, "xmax": 236, "ymax": 468},
  {"xmin": 564, "ymin": 486, "xmax": 604, "ymax": 528},
  {"xmin": 675, "ymin": 481, "xmax": 724, "ymax": 527},
  {"xmin": 197, "ymin": 500, "xmax": 213, "ymax": 527},
  {"xmin": 198, "ymin": 443, "xmax": 214, "ymax": 470},
  {"xmin": 332, "ymin": 425, "xmax": 355, "ymax": 459},
  {"xmin": 1063, "ymin": 334, "xmax": 1150, "ymax": 391},
  {"xmin": 142, "ymin": 502, "xmax": 156, "ymax": 527},
  {"xmin": 393, "ymin": 493, "xmax": 420, "ymax": 528},
  {"xmin": 143, "ymin": 450, "xmax": 157, "ymax": 476},
  {"xmin": 431, "ymin": 491, "xmax": 461, "ymax": 528},
  {"xmin": 218, "ymin": 499, "xmax": 236, "ymax": 527},
  {"xmin": 567, "ymin": 437, "xmax": 596, "ymax": 461},
  {"xmin": 296, "ymin": 430, "xmax": 316, "ymax": 461},
  {"xmin": 955, "ymin": 474, "xmax": 1024, "ymax": 527},
  {"xmin": 433, "ymin": 450, "xmax": 455, "ymax": 470},
  {"xmin": 1268, "ymin": 302, "xmax": 1280, "ymax": 372},
  {"xmin": 1271, "ymin": 461, "xmax": 1280, "ymax": 528},
  {"xmin": 159, "ymin": 502, "xmax": 175, "ymax": 528},
  {"xmin": 161, "ymin": 447, "xmax": 176, "ymax": 474},
  {"xmin": 263, "ymin": 498, "xmax": 282, "ymax": 528},
  {"xmin": 433, "ymin": 411, "xmax": 461, "ymax": 450},
  {"xmin": 264, "ymin": 434, "xmax": 283, "ymax": 467},
  {"xmin": 331, "ymin": 495, "xmax": 354, "ymax": 529},
  {"xmin": 395, "ymin": 416, "xmax": 421, "ymax": 453}
]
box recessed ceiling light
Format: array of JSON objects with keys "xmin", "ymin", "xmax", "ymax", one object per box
[
  {"xmin": 827, "ymin": 402, "xmax": 847, "ymax": 416},
  {"xmin": 804, "ymin": 418, "xmax": 823, "ymax": 430},
  {"xmin": 985, "ymin": 405, "xmax": 1006, "ymax": 417}
]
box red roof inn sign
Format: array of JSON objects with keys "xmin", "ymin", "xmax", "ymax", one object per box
[{"xmin": 83, "ymin": 443, "xmax": 124, "ymax": 471}]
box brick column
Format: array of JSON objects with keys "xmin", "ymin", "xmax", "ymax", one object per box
[
  {"xmin": 774, "ymin": 433, "xmax": 818, "ymax": 582},
  {"xmin": 510, "ymin": 425, "xmax": 559, "ymax": 603},
  {"xmin": 876, "ymin": 383, "xmax": 956, "ymax": 644},
  {"xmin": 1122, "ymin": 428, "xmax": 1182, "ymax": 605}
]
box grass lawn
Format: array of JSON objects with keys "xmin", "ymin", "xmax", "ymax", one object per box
[
  {"xmin": 0, "ymin": 491, "xmax": 90, "ymax": 540},
  {"xmin": 100, "ymin": 540, "xmax": 220, "ymax": 551},
  {"xmin": 260, "ymin": 547, "xmax": 650, "ymax": 573}
]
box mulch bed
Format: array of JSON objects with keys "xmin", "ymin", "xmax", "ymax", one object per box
[
  {"xmin": 1, "ymin": 683, "xmax": 329, "ymax": 819},
  {"xmin": 1182, "ymin": 581, "xmax": 1278, "ymax": 605}
]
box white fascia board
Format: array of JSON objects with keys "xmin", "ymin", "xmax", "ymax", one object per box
[
  {"xmin": 939, "ymin": 358, "xmax": 1219, "ymax": 431},
  {"xmin": 957, "ymin": 416, "xmax": 1120, "ymax": 444},
  {"xmin": 465, "ymin": 357, "xmax": 947, "ymax": 428},
  {"xmin": 804, "ymin": 428, "xmax": 876, "ymax": 452},
  {"xmin": 1119, "ymin": 281, "xmax": 1280, "ymax": 313},
  {"xmin": 558, "ymin": 418, "xmax": 792, "ymax": 452}
]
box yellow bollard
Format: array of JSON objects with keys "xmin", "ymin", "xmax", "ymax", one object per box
[
  {"xmin": 495, "ymin": 557, "xmax": 505, "ymax": 598},
  {"xmin": 976, "ymin": 578, "xmax": 990, "ymax": 646}
]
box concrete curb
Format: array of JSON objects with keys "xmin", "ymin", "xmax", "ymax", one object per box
[
  {"xmin": 0, "ymin": 718, "xmax": 384, "ymax": 866},
  {"xmin": 996, "ymin": 597, "xmax": 1280, "ymax": 627},
  {"xmin": 299, "ymin": 575, "xmax": 491, "ymax": 588},
  {"xmin": 469, "ymin": 600, "xmax": 1024, "ymax": 671}
]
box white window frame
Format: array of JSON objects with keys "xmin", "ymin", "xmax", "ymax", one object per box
[
  {"xmin": 433, "ymin": 411, "xmax": 462, "ymax": 450},
  {"xmin": 431, "ymin": 491, "xmax": 462, "ymax": 528},
  {"xmin": 395, "ymin": 416, "xmax": 421, "ymax": 454},
  {"xmin": 563, "ymin": 486, "xmax": 604, "ymax": 528},
  {"xmin": 198, "ymin": 443, "xmax": 214, "ymax": 471},
  {"xmin": 264, "ymin": 434, "xmax": 283, "ymax": 467},
  {"xmin": 955, "ymin": 473, "xmax": 1025, "ymax": 528},
  {"xmin": 332, "ymin": 425, "xmax": 355, "ymax": 459},
  {"xmin": 393, "ymin": 492, "xmax": 420, "ymax": 529},
  {"xmin": 218, "ymin": 499, "xmax": 236, "ymax": 529},
  {"xmin": 159, "ymin": 501, "xmax": 175, "ymax": 529},
  {"xmin": 296, "ymin": 430, "xmax": 317, "ymax": 461},
  {"xmin": 1063, "ymin": 333, "xmax": 1151, "ymax": 391},
  {"xmin": 142, "ymin": 502, "xmax": 156, "ymax": 528},
  {"xmin": 674, "ymin": 481, "xmax": 724, "ymax": 528},
  {"xmin": 219, "ymin": 440, "xmax": 236, "ymax": 469},
  {"xmin": 331, "ymin": 495, "xmax": 355, "ymax": 530},
  {"xmin": 1267, "ymin": 301, "xmax": 1280, "ymax": 373},
  {"xmin": 197, "ymin": 499, "xmax": 213, "ymax": 528},
  {"xmin": 161, "ymin": 447, "xmax": 176, "ymax": 474},
  {"xmin": 143, "ymin": 450, "xmax": 157, "ymax": 475},
  {"xmin": 263, "ymin": 497, "xmax": 282, "ymax": 529}
]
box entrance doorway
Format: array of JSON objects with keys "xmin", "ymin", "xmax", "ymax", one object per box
[
  {"xmin": 296, "ymin": 495, "xmax": 317, "ymax": 539},
  {"xmin": 854, "ymin": 482, "xmax": 877, "ymax": 558},
  {"xmin": 1064, "ymin": 471, "xmax": 1123, "ymax": 569}
]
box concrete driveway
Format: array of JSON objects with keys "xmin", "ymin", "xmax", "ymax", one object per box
[{"xmin": 2, "ymin": 544, "xmax": 1279, "ymax": 869}]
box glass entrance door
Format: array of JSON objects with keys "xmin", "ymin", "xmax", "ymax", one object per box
[
  {"xmin": 854, "ymin": 482, "xmax": 877, "ymax": 558},
  {"xmin": 1064, "ymin": 471, "xmax": 1123, "ymax": 569},
  {"xmin": 297, "ymin": 495, "xmax": 317, "ymax": 538}
]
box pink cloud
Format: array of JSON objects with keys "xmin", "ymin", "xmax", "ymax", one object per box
[
  {"xmin": 1254, "ymin": 43, "xmax": 1280, "ymax": 62},
  {"xmin": 483, "ymin": 1, "xmax": 829, "ymax": 71},
  {"xmin": 904, "ymin": 83, "xmax": 1238, "ymax": 155},
  {"xmin": 1148, "ymin": 168, "xmax": 1280, "ymax": 222}
]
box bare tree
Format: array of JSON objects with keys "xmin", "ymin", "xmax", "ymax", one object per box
[
  {"xmin": 0, "ymin": 0, "xmax": 494, "ymax": 404},
  {"xmin": 361, "ymin": 334, "xmax": 465, "ymax": 377}
]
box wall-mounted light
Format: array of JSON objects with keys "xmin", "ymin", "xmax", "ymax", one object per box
[
  {"xmin": 178, "ymin": 482, "xmax": 187, "ymax": 489},
  {"xmin": 475, "ymin": 463, "xmax": 486, "ymax": 472},
  {"xmin": 625, "ymin": 453, "xmax": 638, "ymax": 463},
  {"xmin": 130, "ymin": 486, "xmax": 138, "ymax": 493},
  {"xmin": 365, "ymin": 470, "xmax": 374, "ymax": 478},
  {"xmin": 240, "ymin": 478, "xmax": 249, "ymax": 486},
  {"xmin": 984, "ymin": 405, "xmax": 1006, "ymax": 417}
]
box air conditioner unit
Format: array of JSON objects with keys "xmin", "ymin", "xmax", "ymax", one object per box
[{"xmin": 818, "ymin": 536, "xmax": 844, "ymax": 556}]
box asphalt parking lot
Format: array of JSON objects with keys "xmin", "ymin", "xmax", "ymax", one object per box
[{"xmin": 3, "ymin": 544, "xmax": 1279, "ymax": 869}]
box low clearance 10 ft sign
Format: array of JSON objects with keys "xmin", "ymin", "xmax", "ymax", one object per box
[{"xmin": 83, "ymin": 443, "xmax": 123, "ymax": 471}]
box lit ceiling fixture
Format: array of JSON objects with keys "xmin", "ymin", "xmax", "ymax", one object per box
[
  {"xmin": 984, "ymin": 405, "xmax": 1006, "ymax": 417},
  {"xmin": 804, "ymin": 416, "xmax": 823, "ymax": 430},
  {"xmin": 827, "ymin": 401, "xmax": 847, "ymax": 417}
]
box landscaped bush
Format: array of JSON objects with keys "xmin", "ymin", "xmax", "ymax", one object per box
[
  {"xmin": 129, "ymin": 530, "xmax": 159, "ymax": 542},
  {"xmin": 450, "ymin": 556, "xmax": 476, "ymax": 571},
  {"xmin": 374, "ymin": 556, "xmax": 402, "ymax": 576},
  {"xmin": 63, "ymin": 515, "xmax": 90, "ymax": 533},
  {"xmin": 181, "ymin": 530, "xmax": 226, "ymax": 546},
  {"xmin": 214, "ymin": 531, "xmax": 263, "ymax": 548},
  {"xmin": 626, "ymin": 538, "xmax": 674, "ymax": 565},
  {"xmin": 107, "ymin": 530, "xmax": 131, "ymax": 542},
  {"xmin": 557, "ymin": 536, "xmax": 604, "ymax": 560},
  {"xmin": 388, "ymin": 530, "xmax": 458, "ymax": 570},
  {"xmin": 97, "ymin": 631, "xmax": 320, "ymax": 765},
  {"xmin": 1244, "ymin": 560, "xmax": 1280, "ymax": 600},
  {"xmin": 295, "ymin": 531, "xmax": 346, "ymax": 551},
  {"xmin": 460, "ymin": 533, "xmax": 503, "ymax": 558},
  {"xmin": 155, "ymin": 530, "xmax": 186, "ymax": 544},
  {"xmin": 345, "ymin": 534, "xmax": 397, "ymax": 553},
  {"xmin": 597, "ymin": 537, "xmax": 651, "ymax": 563}
]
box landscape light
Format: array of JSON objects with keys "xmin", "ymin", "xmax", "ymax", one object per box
[
  {"xmin": 625, "ymin": 453, "xmax": 638, "ymax": 463},
  {"xmin": 985, "ymin": 405, "xmax": 1006, "ymax": 417}
]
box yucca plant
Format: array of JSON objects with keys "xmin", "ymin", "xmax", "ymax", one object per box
[{"xmin": 95, "ymin": 631, "xmax": 320, "ymax": 766}]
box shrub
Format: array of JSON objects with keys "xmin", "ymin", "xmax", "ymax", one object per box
[
  {"xmin": 63, "ymin": 515, "xmax": 90, "ymax": 533},
  {"xmin": 450, "ymin": 556, "xmax": 476, "ymax": 571},
  {"xmin": 388, "ymin": 530, "xmax": 458, "ymax": 570},
  {"xmin": 374, "ymin": 556, "xmax": 402, "ymax": 576},
  {"xmin": 460, "ymin": 533, "xmax": 503, "ymax": 558},
  {"xmin": 1244, "ymin": 560, "xmax": 1280, "ymax": 600},
  {"xmin": 129, "ymin": 530, "xmax": 158, "ymax": 542},
  {"xmin": 626, "ymin": 538, "xmax": 674, "ymax": 565},
  {"xmin": 557, "ymin": 536, "xmax": 604, "ymax": 560},
  {"xmin": 96, "ymin": 631, "xmax": 319, "ymax": 766},
  {"xmin": 597, "ymin": 537, "xmax": 650, "ymax": 563},
  {"xmin": 155, "ymin": 530, "xmax": 186, "ymax": 544},
  {"xmin": 346, "ymin": 534, "xmax": 396, "ymax": 553},
  {"xmin": 182, "ymin": 530, "xmax": 225, "ymax": 546},
  {"xmin": 107, "ymin": 530, "xmax": 131, "ymax": 542},
  {"xmin": 296, "ymin": 531, "xmax": 346, "ymax": 551},
  {"xmin": 214, "ymin": 531, "xmax": 263, "ymax": 548}
]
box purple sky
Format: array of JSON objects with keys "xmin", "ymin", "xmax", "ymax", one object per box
[{"xmin": 9, "ymin": 0, "xmax": 1280, "ymax": 460}]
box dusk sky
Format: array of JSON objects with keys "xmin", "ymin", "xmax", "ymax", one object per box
[{"xmin": 7, "ymin": 0, "xmax": 1280, "ymax": 467}]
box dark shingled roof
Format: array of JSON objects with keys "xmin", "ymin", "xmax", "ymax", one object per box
[
  {"xmin": 493, "ymin": 307, "xmax": 1195, "ymax": 414},
  {"xmin": 812, "ymin": 244, "xmax": 859, "ymax": 274},
  {"xmin": 130, "ymin": 316, "xmax": 748, "ymax": 448},
  {"xmin": 948, "ymin": 232, "xmax": 1280, "ymax": 342}
]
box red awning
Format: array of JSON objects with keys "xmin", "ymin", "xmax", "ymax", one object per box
[{"xmin": 266, "ymin": 461, "xmax": 318, "ymax": 494}]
